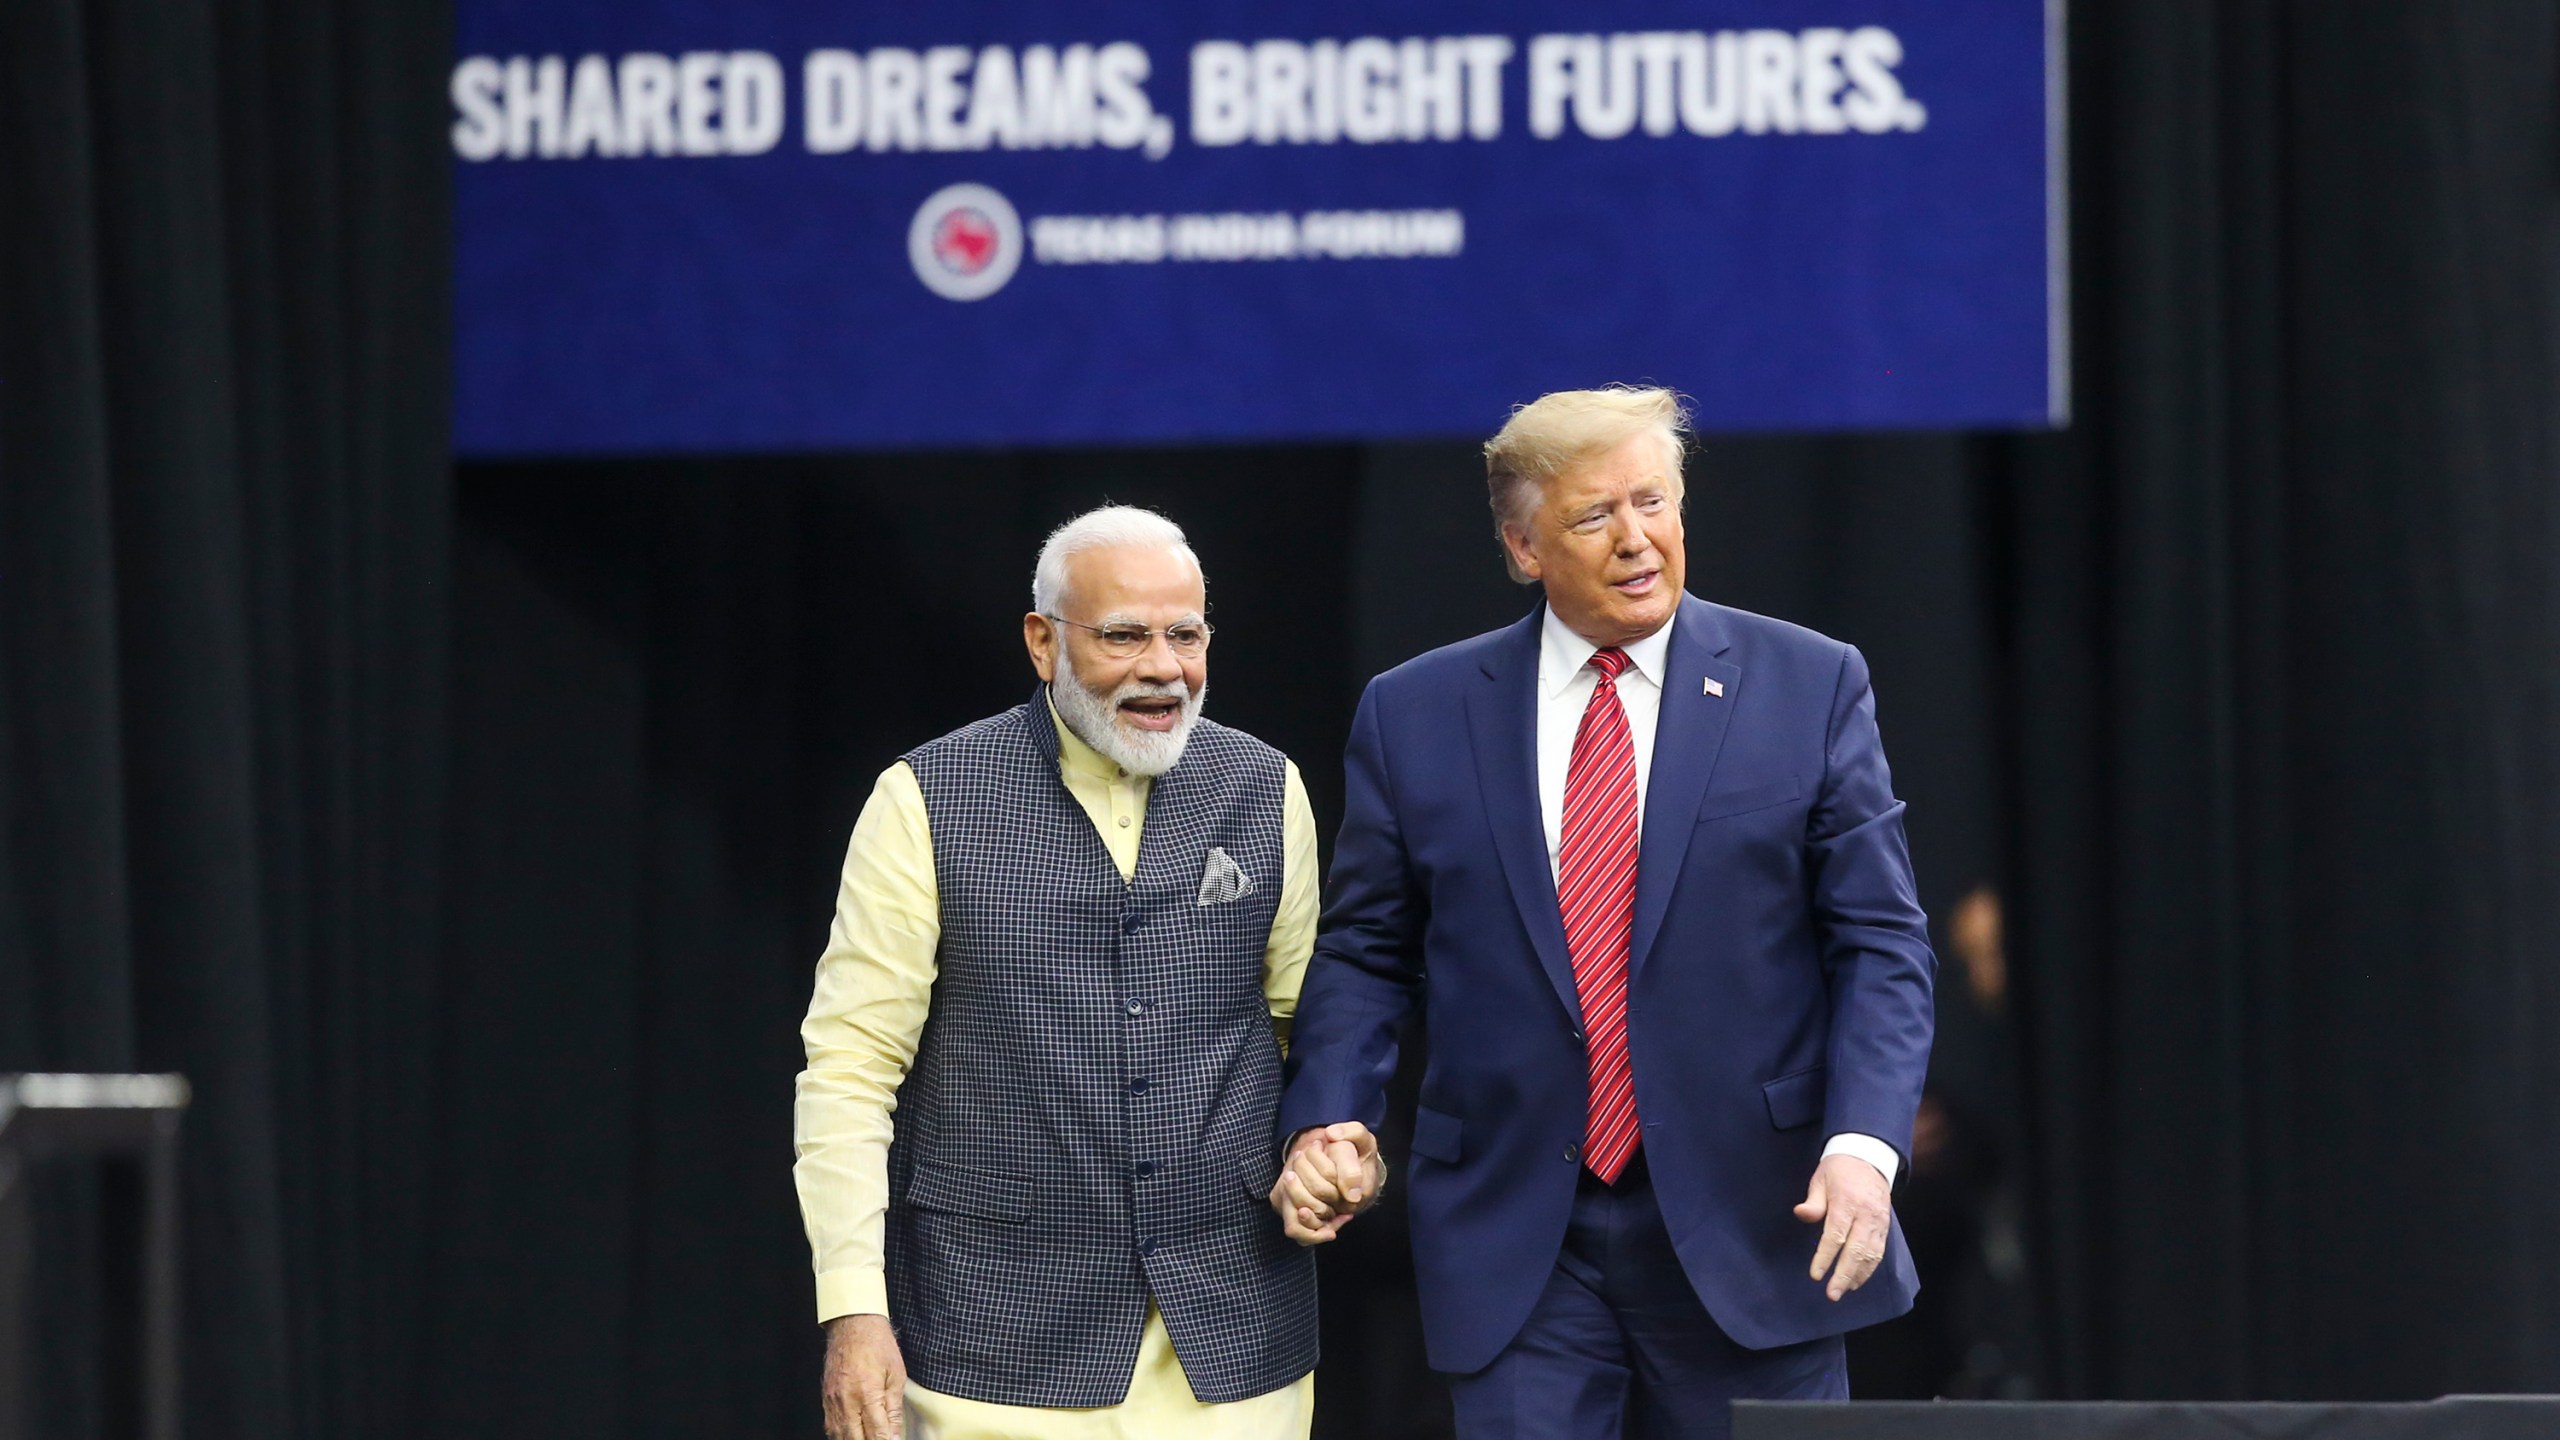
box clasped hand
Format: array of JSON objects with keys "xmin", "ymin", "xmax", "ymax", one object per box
[{"xmin": 1266, "ymin": 1121, "xmax": 1386, "ymax": 1244}]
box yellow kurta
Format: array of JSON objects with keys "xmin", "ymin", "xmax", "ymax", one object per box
[{"xmin": 794, "ymin": 701, "xmax": 1320, "ymax": 1439}]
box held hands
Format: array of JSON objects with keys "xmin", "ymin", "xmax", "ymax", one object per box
[
  {"xmin": 1267, "ymin": 1122, "xmax": 1386, "ymax": 1245},
  {"xmin": 822, "ymin": 1313, "xmax": 906, "ymax": 1440},
  {"xmin": 1794, "ymin": 1151, "xmax": 1893, "ymax": 1301}
]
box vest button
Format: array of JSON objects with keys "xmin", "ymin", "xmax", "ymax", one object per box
[
  {"xmin": 1562, "ymin": 1143, "xmax": 1580, "ymax": 1164},
  {"xmin": 1135, "ymin": 1160, "xmax": 1157, "ymax": 1179},
  {"xmin": 1139, "ymin": 1236, "xmax": 1159, "ymax": 1257},
  {"xmin": 1127, "ymin": 1077, "xmax": 1150, "ymax": 1095},
  {"xmin": 1124, "ymin": 998, "xmax": 1145, "ymax": 1017},
  {"xmin": 1122, "ymin": 910, "xmax": 1143, "ymax": 933}
]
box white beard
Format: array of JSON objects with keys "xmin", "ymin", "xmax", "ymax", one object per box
[{"xmin": 1051, "ymin": 646, "xmax": 1205, "ymax": 777}]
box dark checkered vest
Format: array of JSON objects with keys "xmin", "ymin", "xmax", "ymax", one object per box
[{"xmin": 886, "ymin": 693, "xmax": 1320, "ymax": 1407}]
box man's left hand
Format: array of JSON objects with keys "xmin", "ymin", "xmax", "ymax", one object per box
[
  {"xmin": 1268, "ymin": 1122, "xmax": 1384, "ymax": 1245},
  {"xmin": 1793, "ymin": 1152, "xmax": 1892, "ymax": 1301}
]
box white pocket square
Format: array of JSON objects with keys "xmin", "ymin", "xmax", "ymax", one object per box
[{"xmin": 1196, "ymin": 846, "xmax": 1257, "ymax": 907}]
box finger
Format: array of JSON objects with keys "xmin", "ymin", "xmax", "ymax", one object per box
[
  {"xmin": 1289, "ymin": 1152, "xmax": 1346, "ymax": 1208},
  {"xmin": 1278, "ymin": 1188, "xmax": 1330, "ymax": 1242},
  {"xmin": 1811, "ymin": 1205, "xmax": 1851, "ymax": 1282},
  {"xmin": 1297, "ymin": 1136, "xmax": 1346, "ymax": 1179},
  {"xmin": 861, "ymin": 1379, "xmax": 895, "ymax": 1440},
  {"xmin": 1278, "ymin": 1163, "xmax": 1323, "ymax": 1210},
  {"xmin": 1268, "ymin": 1169, "xmax": 1312, "ymax": 1214},
  {"xmin": 1286, "ymin": 1205, "xmax": 1335, "ymax": 1245},
  {"xmin": 1280, "ymin": 1166, "xmax": 1339, "ymax": 1219},
  {"xmin": 1291, "ymin": 1137, "xmax": 1339, "ymax": 1178},
  {"xmin": 1326, "ymin": 1121, "xmax": 1380, "ymax": 1158},
  {"xmin": 1326, "ymin": 1139, "xmax": 1365, "ymax": 1204},
  {"xmin": 1793, "ymin": 1172, "xmax": 1828, "ymax": 1224},
  {"xmin": 1830, "ymin": 1213, "xmax": 1889, "ymax": 1300}
]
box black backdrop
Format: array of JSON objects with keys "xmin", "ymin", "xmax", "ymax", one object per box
[
  {"xmin": 0, "ymin": 0, "xmax": 449, "ymax": 1435},
  {"xmin": 3, "ymin": 2, "xmax": 2556, "ymax": 1437}
]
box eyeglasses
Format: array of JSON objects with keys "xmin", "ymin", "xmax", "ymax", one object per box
[{"xmin": 1046, "ymin": 615, "xmax": 1215, "ymax": 659}]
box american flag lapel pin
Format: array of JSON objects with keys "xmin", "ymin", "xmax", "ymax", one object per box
[{"xmin": 1703, "ymin": 676, "xmax": 1725, "ymax": 698}]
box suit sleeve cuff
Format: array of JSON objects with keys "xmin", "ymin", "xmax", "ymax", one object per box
[
  {"xmin": 814, "ymin": 1266, "xmax": 889, "ymax": 1324},
  {"xmin": 1822, "ymin": 1132, "xmax": 1902, "ymax": 1187}
]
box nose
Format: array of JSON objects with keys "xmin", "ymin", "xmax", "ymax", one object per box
[
  {"xmin": 1611, "ymin": 511, "xmax": 1651, "ymax": 555},
  {"xmin": 1133, "ymin": 631, "xmax": 1185, "ymax": 681}
]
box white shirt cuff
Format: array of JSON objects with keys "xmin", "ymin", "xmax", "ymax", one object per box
[{"xmin": 1821, "ymin": 1131, "xmax": 1902, "ymax": 1187}]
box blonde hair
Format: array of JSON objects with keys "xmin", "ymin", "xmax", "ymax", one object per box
[{"xmin": 1482, "ymin": 386, "xmax": 1690, "ymax": 582}]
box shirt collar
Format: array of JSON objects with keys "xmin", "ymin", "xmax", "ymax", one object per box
[
  {"xmin": 1539, "ymin": 603, "xmax": 1675, "ymax": 698},
  {"xmin": 1047, "ymin": 691, "xmax": 1132, "ymax": 784}
]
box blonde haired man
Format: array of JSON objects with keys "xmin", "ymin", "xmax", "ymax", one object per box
[{"xmin": 1275, "ymin": 388, "xmax": 1935, "ymax": 1439}]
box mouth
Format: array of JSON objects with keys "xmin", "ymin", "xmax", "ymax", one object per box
[
  {"xmin": 1610, "ymin": 568, "xmax": 1661, "ymax": 596},
  {"xmin": 1117, "ymin": 695, "xmax": 1184, "ymax": 732}
]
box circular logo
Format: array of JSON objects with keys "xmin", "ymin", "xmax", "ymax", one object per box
[{"xmin": 908, "ymin": 183, "xmax": 1023, "ymax": 301}]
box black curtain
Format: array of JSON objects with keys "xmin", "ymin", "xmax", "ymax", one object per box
[
  {"xmin": 0, "ymin": 0, "xmax": 450, "ymax": 1437},
  {"xmin": 1998, "ymin": 1, "xmax": 2560, "ymax": 1400}
]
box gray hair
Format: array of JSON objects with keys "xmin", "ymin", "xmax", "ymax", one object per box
[{"xmin": 1031, "ymin": 505, "xmax": 1201, "ymax": 616}]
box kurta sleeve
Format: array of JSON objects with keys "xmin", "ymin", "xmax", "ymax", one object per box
[
  {"xmin": 793, "ymin": 762, "xmax": 940, "ymax": 1322},
  {"xmin": 1260, "ymin": 759, "xmax": 1321, "ymax": 1049}
]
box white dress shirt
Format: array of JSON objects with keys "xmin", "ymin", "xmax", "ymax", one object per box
[
  {"xmin": 1537, "ymin": 605, "xmax": 1674, "ymax": 877},
  {"xmin": 1533, "ymin": 606, "xmax": 1902, "ymax": 1187}
]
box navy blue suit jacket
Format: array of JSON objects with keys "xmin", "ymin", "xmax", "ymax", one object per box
[{"xmin": 1279, "ymin": 594, "xmax": 1935, "ymax": 1371}]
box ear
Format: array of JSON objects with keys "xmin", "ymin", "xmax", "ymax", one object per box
[
  {"xmin": 1500, "ymin": 521, "xmax": 1544, "ymax": 582},
  {"xmin": 1024, "ymin": 612, "xmax": 1059, "ymax": 682}
]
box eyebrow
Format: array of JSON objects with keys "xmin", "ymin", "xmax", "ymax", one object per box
[{"xmin": 1096, "ymin": 612, "xmax": 1206, "ymax": 627}]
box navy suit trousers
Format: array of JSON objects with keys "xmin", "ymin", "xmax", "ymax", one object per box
[{"xmin": 1446, "ymin": 1153, "xmax": 1849, "ymax": 1440}]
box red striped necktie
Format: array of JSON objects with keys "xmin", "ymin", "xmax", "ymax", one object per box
[{"xmin": 1559, "ymin": 646, "xmax": 1642, "ymax": 1183}]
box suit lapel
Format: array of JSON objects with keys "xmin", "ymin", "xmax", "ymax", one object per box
[
  {"xmin": 1629, "ymin": 596, "xmax": 1740, "ymax": 979},
  {"xmin": 1465, "ymin": 608, "xmax": 1586, "ymax": 1028}
]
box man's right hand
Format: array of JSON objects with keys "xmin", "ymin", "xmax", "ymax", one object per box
[
  {"xmin": 1268, "ymin": 1121, "xmax": 1385, "ymax": 1245},
  {"xmin": 822, "ymin": 1313, "xmax": 906, "ymax": 1440}
]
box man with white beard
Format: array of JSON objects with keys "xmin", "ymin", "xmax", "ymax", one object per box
[{"xmin": 794, "ymin": 505, "xmax": 1329, "ymax": 1440}]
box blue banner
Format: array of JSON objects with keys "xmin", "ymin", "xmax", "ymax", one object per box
[{"xmin": 452, "ymin": 1, "xmax": 2064, "ymax": 456}]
